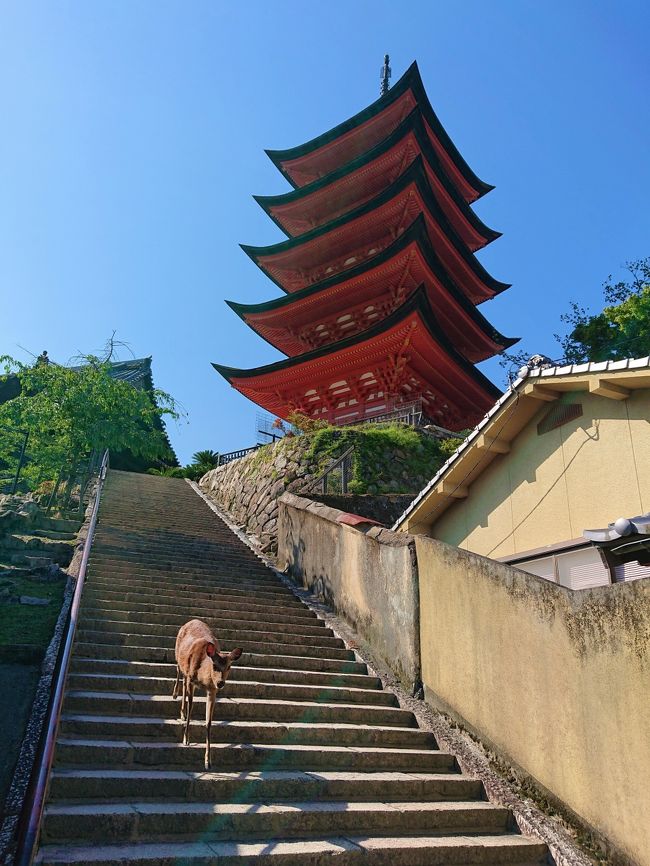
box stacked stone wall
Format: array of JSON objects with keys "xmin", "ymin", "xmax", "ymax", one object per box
[
  {"xmin": 199, "ymin": 429, "xmax": 442, "ymax": 554},
  {"xmin": 199, "ymin": 437, "xmax": 318, "ymax": 553}
]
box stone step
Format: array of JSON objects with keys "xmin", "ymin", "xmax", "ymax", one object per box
[
  {"xmin": 74, "ymin": 643, "xmax": 368, "ymax": 675},
  {"xmin": 0, "ymin": 532, "xmax": 75, "ymax": 551},
  {"xmin": 42, "ymin": 799, "xmax": 513, "ymax": 844},
  {"xmin": 0, "ymin": 560, "xmax": 33, "ymax": 577},
  {"xmin": 35, "ymin": 834, "xmax": 549, "ymax": 865},
  {"xmin": 82, "ymin": 585, "xmax": 309, "ymax": 614},
  {"xmin": 62, "ymin": 692, "xmax": 415, "ymax": 728},
  {"xmin": 74, "ymin": 632, "xmax": 356, "ymax": 662},
  {"xmin": 92, "ymin": 541, "xmax": 271, "ymax": 561},
  {"xmin": 77, "ymin": 611, "xmax": 334, "ymax": 639},
  {"xmin": 89, "ymin": 560, "xmax": 277, "ymax": 583},
  {"xmin": 90, "ymin": 553, "xmax": 276, "ymax": 578},
  {"xmin": 54, "ymin": 738, "xmax": 457, "ymax": 772},
  {"xmin": 35, "ymin": 516, "xmax": 82, "ymax": 533},
  {"xmin": 65, "ymin": 673, "xmax": 396, "ymax": 706},
  {"xmin": 48, "ymin": 768, "xmax": 484, "ymax": 804},
  {"xmin": 86, "ymin": 572, "xmax": 296, "ymax": 601},
  {"xmin": 77, "ymin": 617, "xmax": 341, "ymax": 647},
  {"xmin": 1, "ymin": 552, "xmax": 55, "ymax": 567},
  {"xmin": 70, "ymin": 658, "xmax": 380, "ymax": 691},
  {"xmin": 91, "ymin": 539, "xmax": 271, "ymax": 559},
  {"xmin": 97, "ymin": 513, "xmax": 239, "ymax": 527},
  {"xmin": 58, "ymin": 715, "xmax": 432, "ymax": 749},
  {"xmin": 79, "ymin": 595, "xmax": 318, "ymax": 623},
  {"xmin": 30, "ymin": 528, "xmax": 78, "ymax": 541},
  {"xmin": 88, "ymin": 561, "xmax": 291, "ymax": 586}
]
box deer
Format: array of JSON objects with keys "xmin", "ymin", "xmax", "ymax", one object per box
[{"xmin": 172, "ymin": 618, "xmax": 243, "ymax": 770}]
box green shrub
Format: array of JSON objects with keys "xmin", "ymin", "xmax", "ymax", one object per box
[{"xmin": 304, "ymin": 422, "xmax": 465, "ymax": 494}]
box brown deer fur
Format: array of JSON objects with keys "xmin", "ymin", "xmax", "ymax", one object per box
[{"xmin": 172, "ymin": 618, "xmax": 243, "ymax": 769}]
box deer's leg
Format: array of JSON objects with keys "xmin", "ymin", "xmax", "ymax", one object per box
[
  {"xmin": 172, "ymin": 665, "xmax": 181, "ymax": 701},
  {"xmin": 204, "ymin": 688, "xmax": 215, "ymax": 770},
  {"xmin": 183, "ymin": 681, "xmax": 194, "ymax": 746},
  {"xmin": 179, "ymin": 674, "xmax": 187, "ymax": 722}
]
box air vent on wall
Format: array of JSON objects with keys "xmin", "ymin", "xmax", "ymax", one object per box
[{"xmin": 537, "ymin": 402, "xmax": 583, "ymax": 435}]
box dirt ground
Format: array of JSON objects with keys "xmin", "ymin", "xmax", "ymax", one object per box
[{"xmin": 0, "ymin": 663, "xmax": 40, "ymax": 809}]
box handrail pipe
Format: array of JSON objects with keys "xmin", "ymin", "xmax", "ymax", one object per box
[{"xmin": 15, "ymin": 450, "xmax": 110, "ymax": 866}]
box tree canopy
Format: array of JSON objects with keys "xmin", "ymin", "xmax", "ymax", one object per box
[
  {"xmin": 556, "ymin": 259, "xmax": 650, "ymax": 363},
  {"xmin": 499, "ymin": 258, "xmax": 650, "ymax": 379},
  {"xmin": 0, "ymin": 353, "xmax": 179, "ymax": 488}
]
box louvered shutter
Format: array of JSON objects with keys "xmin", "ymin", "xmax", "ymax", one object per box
[
  {"xmin": 614, "ymin": 561, "xmax": 650, "ymax": 582},
  {"xmin": 556, "ymin": 548, "xmax": 610, "ymax": 589},
  {"xmin": 519, "ymin": 556, "xmax": 557, "ymax": 582}
]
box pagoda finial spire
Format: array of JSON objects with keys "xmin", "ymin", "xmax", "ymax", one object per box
[{"xmin": 380, "ymin": 54, "xmax": 391, "ymax": 96}]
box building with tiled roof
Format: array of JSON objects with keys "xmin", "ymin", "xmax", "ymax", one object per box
[{"xmin": 394, "ymin": 356, "xmax": 650, "ymax": 587}]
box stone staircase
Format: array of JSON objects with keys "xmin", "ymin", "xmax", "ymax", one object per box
[
  {"xmin": 0, "ymin": 514, "xmax": 79, "ymax": 574},
  {"xmin": 35, "ymin": 469, "xmax": 550, "ymax": 865}
]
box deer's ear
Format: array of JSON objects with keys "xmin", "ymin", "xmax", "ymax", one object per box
[
  {"xmin": 230, "ymin": 647, "xmax": 243, "ymax": 662},
  {"xmin": 205, "ymin": 642, "xmax": 216, "ymax": 657}
]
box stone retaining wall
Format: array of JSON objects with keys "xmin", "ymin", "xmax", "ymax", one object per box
[
  {"xmin": 199, "ymin": 437, "xmax": 318, "ymax": 553},
  {"xmin": 199, "ymin": 430, "xmax": 439, "ymax": 554}
]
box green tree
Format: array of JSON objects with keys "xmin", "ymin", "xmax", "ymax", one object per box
[
  {"xmin": 498, "ymin": 257, "xmax": 650, "ymax": 379},
  {"xmin": 191, "ymin": 450, "xmax": 220, "ymax": 468},
  {"xmin": 181, "ymin": 449, "xmax": 221, "ymax": 481},
  {"xmin": 147, "ymin": 466, "xmax": 186, "ymax": 478},
  {"xmin": 0, "ymin": 353, "xmax": 179, "ymax": 491},
  {"xmin": 557, "ymin": 258, "xmax": 650, "ymax": 363}
]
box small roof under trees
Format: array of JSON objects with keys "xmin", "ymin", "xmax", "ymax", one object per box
[{"xmin": 0, "ymin": 355, "xmax": 178, "ymax": 471}]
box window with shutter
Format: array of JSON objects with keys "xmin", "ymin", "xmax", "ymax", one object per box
[
  {"xmin": 614, "ymin": 561, "xmax": 650, "ymax": 582},
  {"xmin": 556, "ymin": 548, "xmax": 610, "ymax": 589},
  {"xmin": 519, "ymin": 556, "xmax": 557, "ymax": 582}
]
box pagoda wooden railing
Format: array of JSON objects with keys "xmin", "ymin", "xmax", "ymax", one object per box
[{"xmin": 339, "ymin": 399, "xmax": 424, "ymax": 428}]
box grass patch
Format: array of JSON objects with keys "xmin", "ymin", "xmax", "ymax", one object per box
[
  {"xmin": 0, "ymin": 573, "xmax": 67, "ymax": 648},
  {"xmin": 305, "ymin": 423, "xmax": 465, "ymax": 494}
]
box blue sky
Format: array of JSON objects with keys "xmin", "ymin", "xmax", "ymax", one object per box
[{"xmin": 1, "ymin": 1, "xmax": 648, "ymax": 464}]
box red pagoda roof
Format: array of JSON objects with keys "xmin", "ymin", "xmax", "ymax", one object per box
[
  {"xmin": 266, "ymin": 61, "xmax": 492, "ymax": 203},
  {"xmin": 229, "ymin": 216, "xmax": 517, "ymax": 363},
  {"xmin": 256, "ymin": 108, "xmax": 500, "ymax": 253},
  {"xmin": 214, "ymin": 287, "xmax": 500, "ymax": 431},
  {"xmin": 242, "ymin": 158, "xmax": 509, "ymax": 301}
]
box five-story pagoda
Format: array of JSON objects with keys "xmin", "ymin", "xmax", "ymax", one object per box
[{"xmin": 213, "ymin": 59, "xmax": 516, "ymax": 431}]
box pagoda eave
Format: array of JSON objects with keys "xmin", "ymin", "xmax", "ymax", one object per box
[
  {"xmin": 237, "ymin": 215, "xmax": 500, "ymax": 309},
  {"xmin": 231, "ymin": 295, "xmax": 519, "ymax": 364},
  {"xmin": 242, "ymin": 158, "xmax": 508, "ymax": 299},
  {"xmin": 214, "ymin": 287, "xmax": 500, "ymax": 431},
  {"xmin": 265, "ymin": 61, "xmax": 493, "ymax": 202},
  {"xmin": 228, "ymin": 227, "xmax": 519, "ymax": 361},
  {"xmin": 255, "ymin": 108, "xmax": 500, "ymax": 250}
]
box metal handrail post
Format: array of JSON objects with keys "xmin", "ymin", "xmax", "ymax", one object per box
[
  {"xmin": 16, "ymin": 449, "xmax": 110, "ymax": 866},
  {"xmin": 10, "ymin": 431, "xmax": 29, "ymax": 494}
]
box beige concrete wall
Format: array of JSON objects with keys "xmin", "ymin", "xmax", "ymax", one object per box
[
  {"xmin": 416, "ymin": 534, "xmax": 650, "ymax": 866},
  {"xmin": 277, "ymin": 493, "xmax": 420, "ymax": 690},
  {"xmin": 432, "ymin": 390, "xmax": 650, "ymax": 558}
]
